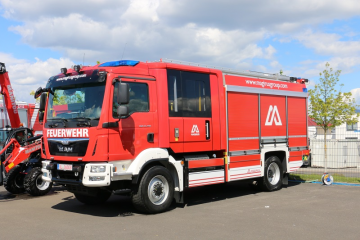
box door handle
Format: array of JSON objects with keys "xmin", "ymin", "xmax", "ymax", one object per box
[{"xmin": 205, "ymin": 120, "xmax": 210, "ymax": 140}]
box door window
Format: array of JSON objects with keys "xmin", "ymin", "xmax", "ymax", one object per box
[
  {"xmin": 113, "ymin": 82, "xmax": 149, "ymax": 118},
  {"xmin": 167, "ymin": 70, "xmax": 211, "ymax": 118}
]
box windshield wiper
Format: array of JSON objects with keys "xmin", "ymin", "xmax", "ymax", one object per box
[
  {"xmin": 48, "ymin": 118, "xmax": 68, "ymax": 128},
  {"xmin": 73, "ymin": 117, "xmax": 92, "ymax": 127}
]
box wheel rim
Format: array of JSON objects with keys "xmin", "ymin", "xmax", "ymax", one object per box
[
  {"xmin": 147, "ymin": 175, "xmax": 169, "ymax": 205},
  {"xmin": 36, "ymin": 174, "xmax": 50, "ymax": 191},
  {"xmin": 267, "ymin": 162, "xmax": 280, "ymax": 185}
]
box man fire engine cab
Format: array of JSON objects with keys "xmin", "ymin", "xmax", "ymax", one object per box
[{"xmin": 40, "ymin": 59, "xmax": 309, "ymax": 213}]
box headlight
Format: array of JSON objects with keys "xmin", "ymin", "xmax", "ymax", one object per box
[{"xmin": 91, "ymin": 165, "xmax": 106, "ymax": 173}]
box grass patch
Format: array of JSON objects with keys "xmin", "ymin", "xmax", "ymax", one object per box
[{"xmin": 289, "ymin": 173, "xmax": 360, "ymax": 184}]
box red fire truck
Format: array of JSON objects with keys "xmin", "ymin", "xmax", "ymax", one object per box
[{"xmin": 39, "ymin": 59, "xmax": 309, "ymax": 213}]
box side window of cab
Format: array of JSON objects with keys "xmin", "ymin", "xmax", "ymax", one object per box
[{"xmin": 112, "ymin": 82, "xmax": 149, "ymax": 118}]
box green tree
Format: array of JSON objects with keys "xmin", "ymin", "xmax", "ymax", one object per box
[
  {"xmin": 308, "ymin": 62, "xmax": 359, "ymax": 172},
  {"xmin": 30, "ymin": 90, "xmax": 40, "ymax": 103}
]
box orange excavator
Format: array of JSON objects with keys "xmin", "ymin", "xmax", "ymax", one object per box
[{"xmin": 0, "ymin": 62, "xmax": 52, "ymax": 196}]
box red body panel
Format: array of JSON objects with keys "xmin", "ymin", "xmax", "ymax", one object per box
[
  {"xmin": 229, "ymin": 155, "xmax": 261, "ymax": 169},
  {"xmin": 188, "ymin": 158, "xmax": 224, "ymax": 169},
  {"xmin": 149, "ymin": 69, "xmax": 170, "ymax": 149},
  {"xmin": 183, "ymin": 118, "xmax": 212, "ymax": 152},
  {"xmin": 225, "ymin": 75, "xmax": 304, "ymax": 92},
  {"xmin": 169, "ymin": 117, "xmax": 183, "ymax": 153}
]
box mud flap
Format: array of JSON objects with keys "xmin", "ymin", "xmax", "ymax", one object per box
[
  {"xmin": 174, "ymin": 191, "xmax": 184, "ymax": 203},
  {"xmin": 282, "ymin": 173, "xmax": 289, "ymax": 186}
]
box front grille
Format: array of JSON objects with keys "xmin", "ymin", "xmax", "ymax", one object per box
[
  {"xmin": 48, "ymin": 139, "xmax": 89, "ymax": 156},
  {"xmin": 57, "ymin": 171, "xmax": 80, "ymax": 181}
]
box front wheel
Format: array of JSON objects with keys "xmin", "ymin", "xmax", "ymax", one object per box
[
  {"xmin": 4, "ymin": 165, "xmax": 25, "ymax": 194},
  {"xmin": 24, "ymin": 167, "xmax": 53, "ymax": 196},
  {"xmin": 261, "ymin": 156, "xmax": 283, "ymax": 191},
  {"xmin": 132, "ymin": 166, "xmax": 174, "ymax": 214}
]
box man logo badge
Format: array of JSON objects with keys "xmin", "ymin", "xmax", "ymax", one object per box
[
  {"xmin": 61, "ymin": 140, "xmax": 70, "ymax": 145},
  {"xmin": 265, "ymin": 105, "xmax": 282, "ymax": 126},
  {"xmin": 58, "ymin": 146, "xmax": 73, "ymax": 152}
]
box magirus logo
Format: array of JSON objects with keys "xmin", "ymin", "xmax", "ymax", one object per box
[
  {"xmin": 265, "ymin": 105, "xmax": 282, "ymax": 126},
  {"xmin": 191, "ymin": 125, "xmax": 200, "ymax": 136}
]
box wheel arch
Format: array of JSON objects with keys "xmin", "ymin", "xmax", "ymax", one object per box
[{"xmin": 264, "ymin": 150, "xmax": 287, "ymax": 173}]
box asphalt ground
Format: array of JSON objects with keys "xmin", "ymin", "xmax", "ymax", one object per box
[{"xmin": 0, "ymin": 181, "xmax": 359, "ymax": 240}]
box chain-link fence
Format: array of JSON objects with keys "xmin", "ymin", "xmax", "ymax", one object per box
[{"xmin": 290, "ymin": 125, "xmax": 360, "ymax": 184}]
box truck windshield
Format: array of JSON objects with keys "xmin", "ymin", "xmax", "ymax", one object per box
[{"xmin": 46, "ymin": 82, "xmax": 106, "ymax": 121}]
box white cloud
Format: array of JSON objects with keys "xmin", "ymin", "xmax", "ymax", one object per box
[
  {"xmin": 295, "ymin": 30, "xmax": 360, "ymax": 57},
  {"xmin": 0, "ymin": 53, "xmax": 74, "ymax": 103},
  {"xmin": 1, "ymin": 0, "xmax": 360, "ymax": 87},
  {"xmin": 351, "ymin": 88, "xmax": 360, "ymax": 105},
  {"xmin": 2, "ymin": 0, "xmax": 360, "ymax": 67}
]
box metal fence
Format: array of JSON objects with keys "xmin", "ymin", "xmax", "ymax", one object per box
[{"xmin": 291, "ymin": 126, "xmax": 360, "ymax": 184}]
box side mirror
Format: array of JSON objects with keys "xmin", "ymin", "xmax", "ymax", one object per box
[
  {"xmin": 117, "ymin": 105, "xmax": 128, "ymax": 117},
  {"xmin": 39, "ymin": 93, "xmax": 47, "ymax": 112},
  {"xmin": 34, "ymin": 87, "xmax": 43, "ymax": 99},
  {"xmin": 38, "ymin": 112, "xmax": 44, "ymax": 122},
  {"xmin": 117, "ymin": 83, "xmax": 129, "ymax": 104}
]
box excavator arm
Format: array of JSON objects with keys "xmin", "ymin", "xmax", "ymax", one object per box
[{"xmin": 0, "ymin": 62, "xmax": 21, "ymax": 128}]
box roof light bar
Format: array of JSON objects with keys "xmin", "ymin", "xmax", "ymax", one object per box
[{"xmin": 99, "ymin": 60, "xmax": 139, "ymax": 67}]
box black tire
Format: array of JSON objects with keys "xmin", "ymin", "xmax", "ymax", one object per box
[
  {"xmin": 24, "ymin": 167, "xmax": 53, "ymax": 196},
  {"xmin": 74, "ymin": 189, "xmax": 112, "ymax": 205},
  {"xmin": 4, "ymin": 165, "xmax": 25, "ymax": 194},
  {"xmin": 261, "ymin": 156, "xmax": 283, "ymax": 191},
  {"xmin": 132, "ymin": 166, "xmax": 174, "ymax": 214}
]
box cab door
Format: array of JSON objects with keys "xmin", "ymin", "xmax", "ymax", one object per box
[
  {"xmin": 108, "ymin": 78, "xmax": 156, "ymax": 161},
  {"xmin": 167, "ymin": 70, "xmax": 212, "ymax": 153}
]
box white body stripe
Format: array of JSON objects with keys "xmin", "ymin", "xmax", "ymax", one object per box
[
  {"xmin": 229, "ymin": 165, "xmax": 262, "ymax": 181},
  {"xmin": 189, "ymin": 169, "xmax": 224, "ymax": 187},
  {"xmin": 288, "ymin": 160, "xmax": 303, "ymax": 172}
]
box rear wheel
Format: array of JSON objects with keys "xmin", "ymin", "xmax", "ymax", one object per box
[
  {"xmin": 132, "ymin": 166, "xmax": 174, "ymax": 214},
  {"xmin": 24, "ymin": 167, "xmax": 53, "ymax": 196},
  {"xmin": 261, "ymin": 156, "xmax": 283, "ymax": 191},
  {"xmin": 74, "ymin": 189, "xmax": 112, "ymax": 205},
  {"xmin": 4, "ymin": 165, "xmax": 25, "ymax": 194}
]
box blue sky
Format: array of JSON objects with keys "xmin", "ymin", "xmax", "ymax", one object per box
[{"xmin": 0, "ymin": 0, "xmax": 359, "ymax": 104}]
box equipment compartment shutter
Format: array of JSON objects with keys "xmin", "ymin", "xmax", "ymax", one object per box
[
  {"xmin": 228, "ymin": 92, "xmax": 259, "ymax": 152},
  {"xmin": 260, "ymin": 95, "xmax": 286, "ymax": 138},
  {"xmin": 288, "ymin": 97, "xmax": 307, "ymax": 148}
]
